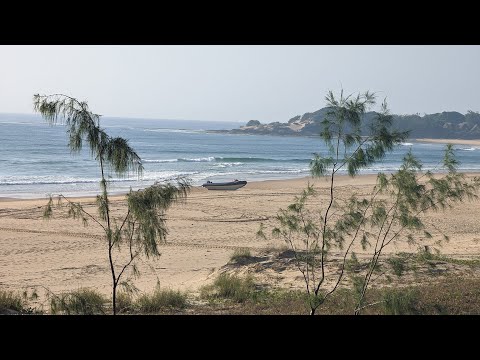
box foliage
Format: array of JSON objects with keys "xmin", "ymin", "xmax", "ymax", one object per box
[
  {"xmin": 35, "ymin": 94, "xmax": 191, "ymax": 314},
  {"xmin": 240, "ymin": 107, "xmax": 480, "ymax": 139},
  {"xmin": 136, "ymin": 288, "xmax": 188, "ymax": 313},
  {"xmin": 49, "ymin": 288, "xmax": 108, "ymax": 315},
  {"xmin": 229, "ymin": 247, "xmax": 252, "ymax": 263},
  {"xmin": 387, "ymin": 255, "xmax": 409, "ymax": 276},
  {"xmin": 382, "ymin": 288, "xmax": 419, "ymax": 315},
  {"xmin": 200, "ymin": 273, "xmax": 257, "ymax": 303},
  {"xmin": 246, "ymin": 120, "xmax": 261, "ymax": 126},
  {"xmin": 415, "ymin": 248, "xmax": 480, "ymax": 268},
  {"xmin": 116, "ymin": 291, "xmax": 135, "ymax": 314},
  {"xmin": 0, "ymin": 289, "xmax": 27, "ymax": 312},
  {"xmin": 258, "ymin": 89, "xmax": 480, "ymax": 315}
]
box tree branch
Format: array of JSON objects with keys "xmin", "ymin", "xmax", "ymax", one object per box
[{"xmin": 56, "ymin": 194, "xmax": 106, "ymax": 231}]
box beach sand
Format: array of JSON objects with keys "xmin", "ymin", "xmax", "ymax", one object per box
[
  {"xmin": 1, "ymin": 174, "xmax": 480, "ymax": 300},
  {"xmin": 416, "ymin": 138, "xmax": 480, "ymax": 146}
]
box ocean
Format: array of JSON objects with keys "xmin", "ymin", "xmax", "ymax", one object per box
[{"xmin": 1, "ymin": 113, "xmax": 479, "ymax": 199}]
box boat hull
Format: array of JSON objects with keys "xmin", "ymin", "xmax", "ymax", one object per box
[{"xmin": 202, "ymin": 181, "xmax": 247, "ymax": 190}]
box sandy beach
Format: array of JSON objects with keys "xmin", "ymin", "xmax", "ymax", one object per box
[
  {"xmin": 2, "ymin": 173, "xmax": 480, "ymax": 302},
  {"xmin": 416, "ymin": 138, "xmax": 480, "ymax": 146}
]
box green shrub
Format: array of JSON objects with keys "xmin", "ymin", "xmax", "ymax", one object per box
[
  {"xmin": 136, "ymin": 288, "xmax": 187, "ymax": 313},
  {"xmin": 0, "ymin": 289, "xmax": 26, "ymax": 312},
  {"xmin": 201, "ymin": 273, "xmax": 257, "ymax": 303},
  {"xmin": 382, "ymin": 288, "xmax": 418, "ymax": 315},
  {"xmin": 417, "ymin": 247, "xmax": 436, "ymax": 262},
  {"xmin": 50, "ymin": 288, "xmax": 107, "ymax": 315},
  {"xmin": 229, "ymin": 248, "xmax": 252, "ymax": 263},
  {"xmin": 116, "ymin": 291, "xmax": 135, "ymax": 314},
  {"xmin": 387, "ymin": 256, "xmax": 408, "ymax": 276},
  {"xmin": 345, "ymin": 252, "xmax": 363, "ymax": 272}
]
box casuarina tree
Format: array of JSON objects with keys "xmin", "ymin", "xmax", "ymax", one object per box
[
  {"xmin": 258, "ymin": 90, "xmax": 479, "ymax": 315},
  {"xmin": 34, "ymin": 94, "xmax": 190, "ymax": 314}
]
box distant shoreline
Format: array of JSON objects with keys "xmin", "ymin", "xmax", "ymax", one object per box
[
  {"xmin": 415, "ymin": 138, "xmax": 480, "ymax": 146},
  {"xmin": 208, "ymin": 130, "xmax": 480, "ymax": 145}
]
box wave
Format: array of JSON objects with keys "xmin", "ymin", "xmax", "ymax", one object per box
[
  {"xmin": 0, "ymin": 121, "xmax": 37, "ymax": 125},
  {"xmin": 143, "ymin": 159, "xmax": 179, "ymax": 163},
  {"xmin": 460, "ymin": 147, "xmax": 478, "ymax": 151},
  {"xmin": 143, "ymin": 157, "xmax": 217, "ymax": 163},
  {"xmin": 103, "ymin": 125, "xmax": 135, "ymax": 130},
  {"xmin": 0, "ymin": 171, "xmax": 200, "ymax": 186},
  {"xmin": 0, "ymin": 177, "xmax": 135, "ymax": 186},
  {"xmin": 212, "ymin": 162, "xmax": 244, "ymax": 168},
  {"xmin": 178, "ymin": 157, "xmax": 216, "ymax": 162},
  {"xmin": 246, "ymin": 169, "xmax": 309, "ymax": 174},
  {"xmin": 219, "ymin": 157, "xmax": 312, "ymax": 163},
  {"xmin": 401, "ymin": 142, "xmax": 414, "ymax": 146},
  {"xmin": 142, "ymin": 157, "xmax": 313, "ymax": 164},
  {"xmin": 144, "ymin": 128, "xmax": 203, "ymax": 134}
]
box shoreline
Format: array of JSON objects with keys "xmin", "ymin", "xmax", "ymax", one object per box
[
  {"xmin": 2, "ymin": 171, "xmax": 480, "ymax": 202},
  {"xmin": 415, "ymin": 138, "xmax": 480, "ymax": 146},
  {"xmin": 2, "ymin": 172, "xmax": 480, "ymax": 297}
]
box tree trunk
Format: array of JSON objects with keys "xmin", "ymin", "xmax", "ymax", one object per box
[{"xmin": 112, "ymin": 282, "xmax": 117, "ymax": 315}]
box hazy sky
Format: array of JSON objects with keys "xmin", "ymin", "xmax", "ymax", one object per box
[{"xmin": 0, "ymin": 45, "xmax": 479, "ymax": 122}]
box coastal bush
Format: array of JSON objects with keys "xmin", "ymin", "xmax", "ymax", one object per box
[
  {"xmin": 34, "ymin": 94, "xmax": 191, "ymax": 315},
  {"xmin": 258, "ymin": 89, "xmax": 480, "ymax": 315},
  {"xmin": 116, "ymin": 291, "xmax": 135, "ymax": 314},
  {"xmin": 415, "ymin": 248, "xmax": 480, "ymax": 268},
  {"xmin": 219, "ymin": 289, "xmax": 310, "ymax": 314},
  {"xmin": 49, "ymin": 288, "xmax": 108, "ymax": 315},
  {"xmin": 387, "ymin": 255, "xmax": 409, "ymax": 277},
  {"xmin": 382, "ymin": 288, "xmax": 419, "ymax": 315},
  {"xmin": 201, "ymin": 273, "xmax": 257, "ymax": 303},
  {"xmin": 0, "ymin": 289, "xmax": 26, "ymax": 313},
  {"xmin": 136, "ymin": 288, "xmax": 188, "ymax": 313},
  {"xmin": 229, "ymin": 247, "xmax": 252, "ymax": 263}
]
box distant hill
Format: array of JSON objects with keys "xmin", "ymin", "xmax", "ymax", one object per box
[{"xmin": 220, "ymin": 108, "xmax": 480, "ymax": 139}]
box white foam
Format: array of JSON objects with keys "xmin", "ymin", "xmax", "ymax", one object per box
[{"xmin": 142, "ymin": 159, "xmax": 178, "ymax": 163}]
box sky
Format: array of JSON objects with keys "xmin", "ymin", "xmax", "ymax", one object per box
[{"xmin": 0, "ymin": 45, "xmax": 479, "ymax": 123}]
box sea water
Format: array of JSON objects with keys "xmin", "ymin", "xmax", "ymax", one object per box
[{"xmin": 1, "ymin": 113, "xmax": 479, "ymax": 198}]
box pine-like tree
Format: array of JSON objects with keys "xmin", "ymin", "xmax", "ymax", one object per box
[{"xmin": 34, "ymin": 94, "xmax": 190, "ymax": 314}]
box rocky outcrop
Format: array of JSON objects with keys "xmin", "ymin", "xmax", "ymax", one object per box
[{"xmin": 245, "ymin": 120, "xmax": 261, "ymax": 127}]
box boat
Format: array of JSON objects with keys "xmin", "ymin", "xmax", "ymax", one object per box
[{"xmin": 202, "ymin": 179, "xmax": 247, "ymax": 190}]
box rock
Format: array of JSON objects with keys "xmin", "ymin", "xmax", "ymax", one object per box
[{"xmin": 246, "ymin": 120, "xmax": 261, "ymax": 127}]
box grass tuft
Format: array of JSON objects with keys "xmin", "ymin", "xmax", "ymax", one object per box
[
  {"xmin": 382, "ymin": 288, "xmax": 419, "ymax": 315},
  {"xmin": 136, "ymin": 288, "xmax": 188, "ymax": 313},
  {"xmin": 201, "ymin": 273, "xmax": 257, "ymax": 303},
  {"xmin": 116, "ymin": 291, "xmax": 135, "ymax": 314},
  {"xmin": 50, "ymin": 288, "xmax": 107, "ymax": 315},
  {"xmin": 229, "ymin": 248, "xmax": 252, "ymax": 263},
  {"xmin": 387, "ymin": 255, "xmax": 408, "ymax": 276},
  {"xmin": 0, "ymin": 289, "xmax": 26, "ymax": 313}
]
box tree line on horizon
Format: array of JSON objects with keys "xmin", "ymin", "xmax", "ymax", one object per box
[{"xmin": 242, "ymin": 108, "xmax": 480, "ymax": 139}]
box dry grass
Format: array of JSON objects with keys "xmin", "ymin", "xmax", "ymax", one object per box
[
  {"xmin": 49, "ymin": 288, "xmax": 108, "ymax": 315},
  {"xmin": 0, "ymin": 289, "xmax": 26, "ymax": 313},
  {"xmin": 229, "ymin": 247, "xmax": 252, "ymax": 263},
  {"xmin": 135, "ymin": 288, "xmax": 188, "ymax": 313}
]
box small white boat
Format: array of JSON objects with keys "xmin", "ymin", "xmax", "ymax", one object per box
[{"xmin": 202, "ymin": 179, "xmax": 247, "ymax": 190}]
